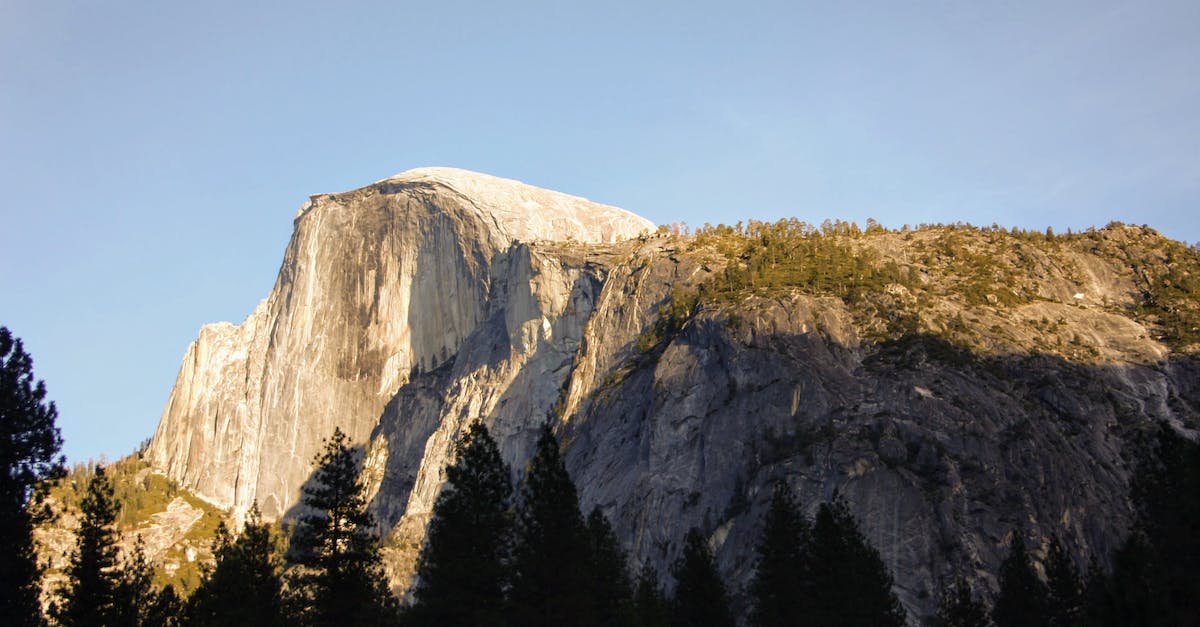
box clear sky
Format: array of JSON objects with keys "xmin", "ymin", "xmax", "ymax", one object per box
[{"xmin": 2, "ymin": 1, "xmax": 1197, "ymax": 464}]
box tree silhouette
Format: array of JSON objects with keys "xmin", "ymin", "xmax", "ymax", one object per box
[
  {"xmin": 288, "ymin": 427, "xmax": 396, "ymax": 626},
  {"xmin": 409, "ymin": 421, "xmax": 512, "ymax": 627},
  {"xmin": 804, "ymin": 496, "xmax": 905, "ymax": 627},
  {"xmin": 54, "ymin": 466, "xmax": 121, "ymax": 627},
  {"xmin": 991, "ymin": 533, "xmax": 1049, "ymax": 627},
  {"xmin": 586, "ymin": 507, "xmax": 634, "ymax": 627},
  {"xmin": 670, "ymin": 528, "xmax": 734, "ymax": 627},
  {"xmin": 1129, "ymin": 424, "xmax": 1200, "ymax": 623},
  {"xmin": 0, "ymin": 326, "xmax": 65, "ymax": 627},
  {"xmin": 1079, "ymin": 425, "xmax": 1200, "ymax": 625},
  {"xmin": 112, "ymin": 538, "xmax": 157, "ymax": 627},
  {"xmin": 1044, "ymin": 537, "xmax": 1083, "ymax": 627},
  {"xmin": 749, "ymin": 483, "xmax": 810, "ymax": 627},
  {"xmin": 145, "ymin": 585, "xmax": 183, "ymax": 627},
  {"xmin": 509, "ymin": 423, "xmax": 599, "ymax": 627},
  {"xmin": 189, "ymin": 504, "xmax": 285, "ymax": 627},
  {"xmin": 934, "ymin": 577, "xmax": 988, "ymax": 627},
  {"xmin": 631, "ymin": 564, "xmax": 669, "ymax": 627}
]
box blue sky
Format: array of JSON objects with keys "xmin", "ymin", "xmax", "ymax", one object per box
[{"xmin": 2, "ymin": 1, "xmax": 1197, "ymax": 464}]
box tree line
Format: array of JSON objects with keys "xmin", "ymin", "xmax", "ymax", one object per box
[{"xmin": 4, "ymin": 322, "xmax": 1200, "ymax": 625}]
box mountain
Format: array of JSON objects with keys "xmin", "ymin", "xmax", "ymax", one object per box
[{"xmin": 145, "ymin": 167, "xmax": 1200, "ymax": 621}]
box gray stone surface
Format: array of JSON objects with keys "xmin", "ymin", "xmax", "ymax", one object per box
[{"xmin": 148, "ymin": 169, "xmax": 1199, "ymax": 622}]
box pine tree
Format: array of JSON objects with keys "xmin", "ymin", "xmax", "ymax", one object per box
[
  {"xmin": 1044, "ymin": 537, "xmax": 1083, "ymax": 627},
  {"xmin": 934, "ymin": 577, "xmax": 988, "ymax": 627},
  {"xmin": 804, "ymin": 496, "xmax": 906, "ymax": 627},
  {"xmin": 1129, "ymin": 424, "xmax": 1200, "ymax": 623},
  {"xmin": 631, "ymin": 564, "xmax": 669, "ymax": 627},
  {"xmin": 1081, "ymin": 424, "xmax": 1200, "ymax": 626},
  {"xmin": 669, "ymin": 528, "xmax": 734, "ymax": 627},
  {"xmin": 189, "ymin": 504, "xmax": 285, "ymax": 627},
  {"xmin": 288, "ymin": 428, "xmax": 397, "ymax": 627},
  {"xmin": 409, "ymin": 421, "xmax": 512, "ymax": 627},
  {"xmin": 1080, "ymin": 558, "xmax": 1118, "ymax": 627},
  {"xmin": 1, "ymin": 326, "xmax": 65, "ymax": 627},
  {"xmin": 144, "ymin": 585, "xmax": 183, "ymax": 627},
  {"xmin": 749, "ymin": 483, "xmax": 810, "ymax": 627},
  {"xmin": 1094, "ymin": 532, "xmax": 1170, "ymax": 627},
  {"xmin": 54, "ymin": 466, "xmax": 121, "ymax": 627},
  {"xmin": 991, "ymin": 533, "xmax": 1049, "ymax": 627},
  {"xmin": 587, "ymin": 507, "xmax": 634, "ymax": 627},
  {"xmin": 112, "ymin": 538, "xmax": 156, "ymax": 627},
  {"xmin": 509, "ymin": 423, "xmax": 599, "ymax": 627}
]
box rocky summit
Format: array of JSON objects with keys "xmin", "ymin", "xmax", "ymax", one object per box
[{"xmin": 146, "ymin": 167, "xmax": 1200, "ymax": 621}]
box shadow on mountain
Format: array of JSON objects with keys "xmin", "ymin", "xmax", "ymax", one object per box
[{"xmin": 557, "ymin": 321, "xmax": 1200, "ymax": 619}]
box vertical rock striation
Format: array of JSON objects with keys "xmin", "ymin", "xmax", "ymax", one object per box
[
  {"xmin": 147, "ymin": 168, "xmax": 653, "ymax": 522},
  {"xmin": 148, "ymin": 168, "xmax": 1199, "ymax": 621}
]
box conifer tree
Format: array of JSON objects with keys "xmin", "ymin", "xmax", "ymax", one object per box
[
  {"xmin": 934, "ymin": 577, "xmax": 988, "ymax": 627},
  {"xmin": 749, "ymin": 483, "xmax": 809, "ymax": 627},
  {"xmin": 1, "ymin": 326, "xmax": 65, "ymax": 627},
  {"xmin": 587, "ymin": 507, "xmax": 634, "ymax": 627},
  {"xmin": 509, "ymin": 423, "xmax": 599, "ymax": 627},
  {"xmin": 288, "ymin": 428, "xmax": 396, "ymax": 627},
  {"xmin": 189, "ymin": 505, "xmax": 285, "ymax": 627},
  {"xmin": 1044, "ymin": 537, "xmax": 1083, "ymax": 627},
  {"xmin": 112, "ymin": 538, "xmax": 156, "ymax": 627},
  {"xmin": 669, "ymin": 528, "xmax": 734, "ymax": 627},
  {"xmin": 1129, "ymin": 424, "xmax": 1200, "ymax": 623},
  {"xmin": 991, "ymin": 533, "xmax": 1049, "ymax": 627},
  {"xmin": 804, "ymin": 496, "xmax": 906, "ymax": 627},
  {"xmin": 1091, "ymin": 532, "xmax": 1169, "ymax": 627},
  {"xmin": 409, "ymin": 421, "xmax": 512, "ymax": 627},
  {"xmin": 1081, "ymin": 424, "xmax": 1200, "ymax": 625},
  {"xmin": 54, "ymin": 466, "xmax": 121, "ymax": 627},
  {"xmin": 145, "ymin": 585, "xmax": 183, "ymax": 627},
  {"xmin": 1080, "ymin": 559, "xmax": 1118, "ymax": 627},
  {"xmin": 631, "ymin": 564, "xmax": 669, "ymax": 627}
]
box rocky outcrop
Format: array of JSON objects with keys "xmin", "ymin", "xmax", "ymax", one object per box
[
  {"xmin": 147, "ymin": 168, "xmax": 1199, "ymax": 622},
  {"xmin": 147, "ymin": 168, "xmax": 653, "ymax": 522}
]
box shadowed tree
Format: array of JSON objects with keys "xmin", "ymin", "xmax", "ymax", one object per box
[
  {"xmin": 508, "ymin": 423, "xmax": 599, "ymax": 627},
  {"xmin": 408, "ymin": 421, "xmax": 512, "ymax": 627},
  {"xmin": 1129, "ymin": 424, "xmax": 1200, "ymax": 624},
  {"xmin": 1045, "ymin": 537, "xmax": 1083, "ymax": 627},
  {"xmin": 992, "ymin": 533, "xmax": 1049, "ymax": 627},
  {"xmin": 934, "ymin": 577, "xmax": 988, "ymax": 627},
  {"xmin": 804, "ymin": 496, "xmax": 906, "ymax": 627},
  {"xmin": 287, "ymin": 427, "xmax": 397, "ymax": 627},
  {"xmin": 112, "ymin": 538, "xmax": 157, "ymax": 627},
  {"xmin": 749, "ymin": 483, "xmax": 810, "ymax": 627},
  {"xmin": 1080, "ymin": 425, "xmax": 1200, "ymax": 626},
  {"xmin": 1, "ymin": 326, "xmax": 65, "ymax": 627},
  {"xmin": 631, "ymin": 564, "xmax": 669, "ymax": 627},
  {"xmin": 586, "ymin": 507, "xmax": 635, "ymax": 627},
  {"xmin": 670, "ymin": 528, "xmax": 734, "ymax": 627},
  {"xmin": 145, "ymin": 585, "xmax": 183, "ymax": 627},
  {"xmin": 189, "ymin": 504, "xmax": 285, "ymax": 627},
  {"xmin": 54, "ymin": 466, "xmax": 121, "ymax": 627}
]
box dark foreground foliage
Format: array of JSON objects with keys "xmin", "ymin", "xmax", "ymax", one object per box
[{"xmin": 1, "ymin": 327, "xmax": 65, "ymax": 627}]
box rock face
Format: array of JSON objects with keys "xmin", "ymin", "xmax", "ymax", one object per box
[
  {"xmin": 147, "ymin": 168, "xmax": 1200, "ymax": 622},
  {"xmin": 147, "ymin": 167, "xmax": 653, "ymax": 522}
]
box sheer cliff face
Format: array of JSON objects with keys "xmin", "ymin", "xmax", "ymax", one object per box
[
  {"xmin": 147, "ymin": 168, "xmax": 653, "ymax": 521},
  {"xmin": 149, "ymin": 168, "xmax": 1199, "ymax": 620}
]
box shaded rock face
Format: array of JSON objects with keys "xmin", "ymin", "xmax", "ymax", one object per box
[{"xmin": 148, "ymin": 168, "xmax": 1199, "ymax": 621}]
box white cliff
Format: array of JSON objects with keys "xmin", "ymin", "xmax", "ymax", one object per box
[{"xmin": 147, "ymin": 168, "xmax": 652, "ymax": 521}]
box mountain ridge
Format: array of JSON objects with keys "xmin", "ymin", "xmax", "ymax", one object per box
[{"xmin": 144, "ymin": 169, "xmax": 1200, "ymax": 621}]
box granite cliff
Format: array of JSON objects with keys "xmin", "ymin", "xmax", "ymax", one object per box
[{"xmin": 146, "ymin": 168, "xmax": 1200, "ymax": 621}]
